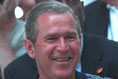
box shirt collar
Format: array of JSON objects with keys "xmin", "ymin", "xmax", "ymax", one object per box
[{"xmin": 107, "ymin": 4, "xmax": 118, "ymax": 13}]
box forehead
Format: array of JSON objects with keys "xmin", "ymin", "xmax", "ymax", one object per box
[
  {"xmin": 36, "ymin": 12, "xmax": 76, "ymax": 28},
  {"xmin": 37, "ymin": 12, "xmax": 75, "ymax": 24},
  {"xmin": 36, "ymin": 12, "xmax": 77, "ymax": 33}
]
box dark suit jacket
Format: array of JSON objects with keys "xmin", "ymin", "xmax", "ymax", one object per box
[
  {"xmin": 4, "ymin": 34, "xmax": 118, "ymax": 79},
  {"xmin": 83, "ymin": 1, "xmax": 109, "ymax": 37},
  {"xmin": 4, "ymin": 54, "xmax": 37, "ymax": 79},
  {"xmin": 81, "ymin": 33, "xmax": 118, "ymax": 79}
]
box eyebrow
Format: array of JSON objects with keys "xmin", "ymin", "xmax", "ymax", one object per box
[
  {"xmin": 44, "ymin": 31, "xmax": 77, "ymax": 38},
  {"xmin": 65, "ymin": 31, "xmax": 77, "ymax": 35}
]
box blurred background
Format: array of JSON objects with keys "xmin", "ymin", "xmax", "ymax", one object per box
[{"xmin": 84, "ymin": 0, "xmax": 96, "ymax": 6}]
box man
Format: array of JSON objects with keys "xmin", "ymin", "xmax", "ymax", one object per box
[
  {"xmin": 24, "ymin": 1, "xmax": 89, "ymax": 79},
  {"xmin": 4, "ymin": 33, "xmax": 118, "ymax": 79},
  {"xmin": 84, "ymin": 0, "xmax": 118, "ymax": 41},
  {"xmin": 25, "ymin": 1, "xmax": 83, "ymax": 78},
  {"xmin": 4, "ymin": 0, "xmax": 118, "ymax": 79},
  {"xmin": 6, "ymin": 1, "xmax": 111, "ymax": 79}
]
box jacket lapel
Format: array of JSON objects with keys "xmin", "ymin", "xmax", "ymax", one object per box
[
  {"xmin": 84, "ymin": 1, "xmax": 109, "ymax": 37},
  {"xmin": 81, "ymin": 33, "xmax": 104, "ymax": 75}
]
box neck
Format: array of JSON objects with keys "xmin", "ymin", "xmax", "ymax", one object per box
[
  {"xmin": 39, "ymin": 73, "xmax": 75, "ymax": 79},
  {"xmin": 39, "ymin": 76, "xmax": 75, "ymax": 79}
]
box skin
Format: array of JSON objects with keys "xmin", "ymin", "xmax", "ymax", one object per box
[
  {"xmin": 100, "ymin": 0, "xmax": 118, "ymax": 6},
  {"xmin": 24, "ymin": 12, "xmax": 81, "ymax": 79}
]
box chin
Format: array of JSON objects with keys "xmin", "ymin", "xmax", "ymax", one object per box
[{"xmin": 53, "ymin": 69, "xmax": 74, "ymax": 79}]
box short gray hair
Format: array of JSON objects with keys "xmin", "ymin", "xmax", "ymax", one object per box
[{"xmin": 25, "ymin": 1, "xmax": 81, "ymax": 44}]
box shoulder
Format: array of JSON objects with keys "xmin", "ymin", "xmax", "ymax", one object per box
[
  {"xmin": 76, "ymin": 71, "xmax": 88, "ymax": 79},
  {"xmin": 83, "ymin": 33, "xmax": 118, "ymax": 59},
  {"xmin": 76, "ymin": 71, "xmax": 112, "ymax": 79},
  {"xmin": 83, "ymin": 33, "xmax": 118, "ymax": 49},
  {"xmin": 4, "ymin": 53, "xmax": 36, "ymax": 71},
  {"xmin": 4, "ymin": 54, "xmax": 37, "ymax": 79}
]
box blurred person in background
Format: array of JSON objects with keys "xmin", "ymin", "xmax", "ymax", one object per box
[
  {"xmin": 84, "ymin": 0, "xmax": 118, "ymax": 42},
  {"xmin": 0, "ymin": 0, "xmax": 17, "ymax": 75},
  {"xmin": 0, "ymin": 0, "xmax": 35, "ymax": 77}
]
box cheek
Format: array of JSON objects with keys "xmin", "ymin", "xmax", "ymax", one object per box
[
  {"xmin": 35, "ymin": 43, "xmax": 56, "ymax": 58},
  {"xmin": 69, "ymin": 40, "xmax": 81, "ymax": 58},
  {"xmin": 34, "ymin": 44, "xmax": 56, "ymax": 68},
  {"xmin": 34, "ymin": 45, "xmax": 51, "ymax": 66},
  {"xmin": 69, "ymin": 41, "xmax": 81, "ymax": 66},
  {"xmin": 70, "ymin": 40, "xmax": 81, "ymax": 51}
]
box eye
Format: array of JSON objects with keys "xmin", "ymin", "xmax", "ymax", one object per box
[
  {"xmin": 46, "ymin": 37, "xmax": 58, "ymax": 43},
  {"xmin": 65, "ymin": 35, "xmax": 76, "ymax": 41}
]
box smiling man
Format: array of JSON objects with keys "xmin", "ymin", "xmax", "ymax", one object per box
[
  {"xmin": 23, "ymin": 1, "xmax": 111, "ymax": 79},
  {"xmin": 24, "ymin": 1, "xmax": 82, "ymax": 79}
]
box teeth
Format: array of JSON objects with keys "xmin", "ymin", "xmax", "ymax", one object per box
[{"xmin": 54, "ymin": 58, "xmax": 70, "ymax": 61}]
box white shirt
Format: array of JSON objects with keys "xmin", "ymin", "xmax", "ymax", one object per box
[
  {"xmin": 107, "ymin": 4, "xmax": 118, "ymax": 42},
  {"xmin": 76, "ymin": 33, "xmax": 84, "ymax": 72}
]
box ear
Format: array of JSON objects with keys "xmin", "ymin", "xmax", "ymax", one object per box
[{"xmin": 24, "ymin": 39, "xmax": 35, "ymax": 59}]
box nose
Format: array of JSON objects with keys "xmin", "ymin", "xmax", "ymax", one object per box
[{"xmin": 56, "ymin": 37, "xmax": 69, "ymax": 53}]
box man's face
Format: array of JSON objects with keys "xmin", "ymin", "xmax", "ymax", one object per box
[{"xmin": 32, "ymin": 12, "xmax": 81, "ymax": 79}]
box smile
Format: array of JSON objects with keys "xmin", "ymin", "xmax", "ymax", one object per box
[{"xmin": 53, "ymin": 57, "xmax": 71, "ymax": 62}]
